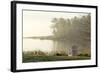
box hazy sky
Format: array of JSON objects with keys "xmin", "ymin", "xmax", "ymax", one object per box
[{"xmin": 23, "ymin": 10, "xmax": 88, "ymax": 37}]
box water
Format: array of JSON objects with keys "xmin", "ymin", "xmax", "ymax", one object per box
[
  {"xmin": 23, "ymin": 39, "xmax": 70, "ymax": 55},
  {"xmin": 23, "ymin": 39, "xmax": 53, "ymax": 52},
  {"xmin": 23, "ymin": 39, "xmax": 90, "ymax": 56}
]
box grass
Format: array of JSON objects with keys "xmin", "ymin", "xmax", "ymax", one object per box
[{"xmin": 23, "ymin": 52, "xmax": 91, "ymax": 63}]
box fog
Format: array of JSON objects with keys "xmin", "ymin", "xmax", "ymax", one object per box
[{"xmin": 23, "ymin": 10, "xmax": 90, "ymax": 54}]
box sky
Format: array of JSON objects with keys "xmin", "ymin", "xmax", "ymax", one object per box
[{"xmin": 23, "ymin": 10, "xmax": 88, "ymax": 37}]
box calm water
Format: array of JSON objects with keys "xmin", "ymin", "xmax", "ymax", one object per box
[
  {"xmin": 23, "ymin": 38, "xmax": 71, "ymax": 55},
  {"xmin": 23, "ymin": 39, "xmax": 53, "ymax": 52}
]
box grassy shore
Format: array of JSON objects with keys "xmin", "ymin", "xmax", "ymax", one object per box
[{"xmin": 23, "ymin": 52, "xmax": 91, "ymax": 63}]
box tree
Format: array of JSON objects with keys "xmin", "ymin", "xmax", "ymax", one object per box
[
  {"xmin": 51, "ymin": 18, "xmax": 71, "ymax": 39},
  {"xmin": 51, "ymin": 14, "xmax": 91, "ymax": 50}
]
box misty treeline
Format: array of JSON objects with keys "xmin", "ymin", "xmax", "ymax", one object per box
[{"xmin": 51, "ymin": 14, "xmax": 91, "ymax": 49}]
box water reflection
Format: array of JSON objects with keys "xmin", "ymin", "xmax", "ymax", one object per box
[{"xmin": 24, "ymin": 39, "xmax": 71, "ymax": 54}]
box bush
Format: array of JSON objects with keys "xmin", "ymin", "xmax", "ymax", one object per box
[
  {"xmin": 56, "ymin": 53, "xmax": 62, "ymax": 56},
  {"xmin": 78, "ymin": 54, "xmax": 90, "ymax": 57},
  {"xmin": 23, "ymin": 50, "xmax": 47, "ymax": 56},
  {"xmin": 55, "ymin": 53, "xmax": 68, "ymax": 56}
]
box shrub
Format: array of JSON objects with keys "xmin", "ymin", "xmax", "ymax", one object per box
[
  {"xmin": 56, "ymin": 53, "xmax": 62, "ymax": 56},
  {"xmin": 55, "ymin": 53, "xmax": 68, "ymax": 56},
  {"xmin": 78, "ymin": 53, "xmax": 90, "ymax": 57}
]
